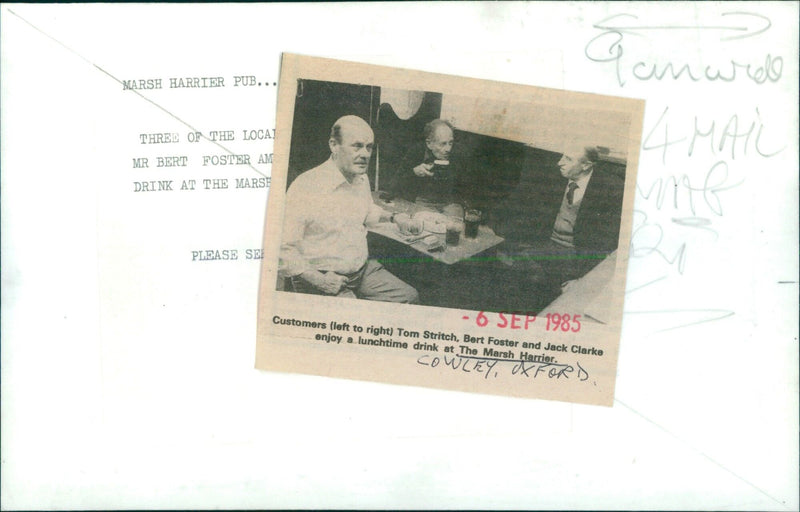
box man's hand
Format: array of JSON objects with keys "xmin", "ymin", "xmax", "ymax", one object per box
[
  {"xmin": 398, "ymin": 218, "xmax": 424, "ymax": 235},
  {"xmin": 393, "ymin": 213, "xmax": 423, "ymax": 235},
  {"xmin": 299, "ymin": 270, "xmax": 347, "ymax": 295},
  {"xmin": 413, "ymin": 162, "xmax": 435, "ymax": 177}
]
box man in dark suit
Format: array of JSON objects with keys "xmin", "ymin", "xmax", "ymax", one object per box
[
  {"xmin": 486, "ymin": 144, "xmax": 624, "ymax": 311},
  {"xmin": 390, "ymin": 119, "xmax": 474, "ymax": 209},
  {"xmin": 540, "ymin": 144, "xmax": 622, "ymax": 275}
]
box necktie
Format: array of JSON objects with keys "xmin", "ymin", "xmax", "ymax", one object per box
[{"xmin": 566, "ymin": 182, "xmax": 579, "ymax": 205}]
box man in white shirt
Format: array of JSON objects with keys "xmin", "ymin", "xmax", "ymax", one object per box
[{"xmin": 279, "ymin": 115, "xmax": 419, "ymax": 303}]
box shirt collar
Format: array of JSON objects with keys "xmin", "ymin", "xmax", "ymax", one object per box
[
  {"xmin": 320, "ymin": 157, "xmax": 366, "ymax": 191},
  {"xmin": 570, "ymin": 169, "xmax": 593, "ymax": 189}
]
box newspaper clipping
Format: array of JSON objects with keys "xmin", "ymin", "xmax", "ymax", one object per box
[{"xmin": 256, "ymin": 54, "xmax": 644, "ymax": 406}]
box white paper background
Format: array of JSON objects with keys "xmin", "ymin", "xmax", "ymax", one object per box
[{"xmin": 2, "ymin": 2, "xmax": 797, "ymax": 510}]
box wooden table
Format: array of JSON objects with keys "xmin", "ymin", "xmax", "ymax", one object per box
[{"xmin": 370, "ymin": 194, "xmax": 504, "ymax": 265}]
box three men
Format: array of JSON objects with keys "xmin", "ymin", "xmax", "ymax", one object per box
[
  {"xmin": 279, "ymin": 112, "xmax": 622, "ymax": 311},
  {"xmin": 279, "ymin": 115, "xmax": 418, "ymax": 303}
]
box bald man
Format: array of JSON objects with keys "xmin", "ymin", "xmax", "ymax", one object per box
[{"xmin": 279, "ymin": 115, "xmax": 418, "ymax": 303}]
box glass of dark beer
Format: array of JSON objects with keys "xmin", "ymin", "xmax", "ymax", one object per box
[
  {"xmin": 432, "ymin": 159, "xmax": 450, "ymax": 181},
  {"xmin": 464, "ymin": 208, "xmax": 481, "ymax": 238},
  {"xmin": 445, "ymin": 219, "xmax": 462, "ymax": 246}
]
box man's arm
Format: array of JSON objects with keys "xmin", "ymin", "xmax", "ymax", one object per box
[
  {"xmin": 577, "ymin": 171, "xmax": 624, "ymax": 255},
  {"xmin": 366, "ymin": 203, "xmax": 418, "ymax": 233},
  {"xmin": 412, "ymin": 162, "xmax": 434, "ymax": 177},
  {"xmin": 295, "ymin": 269, "xmax": 347, "ymax": 295},
  {"xmin": 366, "ymin": 203, "xmax": 392, "ymax": 226},
  {"xmin": 389, "ymin": 146, "xmax": 429, "ymax": 201},
  {"xmin": 278, "ymin": 185, "xmax": 308, "ymax": 278}
]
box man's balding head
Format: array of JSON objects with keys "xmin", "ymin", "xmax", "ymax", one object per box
[
  {"xmin": 330, "ymin": 115, "xmax": 371, "ymax": 144},
  {"xmin": 424, "ymin": 119, "xmax": 455, "ymax": 161},
  {"xmin": 329, "ymin": 115, "xmax": 374, "ymax": 179},
  {"xmin": 558, "ymin": 144, "xmax": 597, "ymax": 180}
]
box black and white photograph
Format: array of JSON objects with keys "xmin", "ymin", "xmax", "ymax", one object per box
[{"xmin": 275, "ymin": 77, "xmax": 633, "ymax": 315}]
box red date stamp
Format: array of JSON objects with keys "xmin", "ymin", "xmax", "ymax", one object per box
[
  {"xmin": 467, "ymin": 311, "xmax": 581, "ymax": 333},
  {"xmin": 544, "ymin": 313, "xmax": 581, "ymax": 332}
]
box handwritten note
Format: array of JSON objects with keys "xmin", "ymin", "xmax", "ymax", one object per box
[
  {"xmin": 576, "ymin": 8, "xmax": 794, "ymax": 336},
  {"xmin": 585, "ymin": 13, "xmax": 782, "ymax": 87}
]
